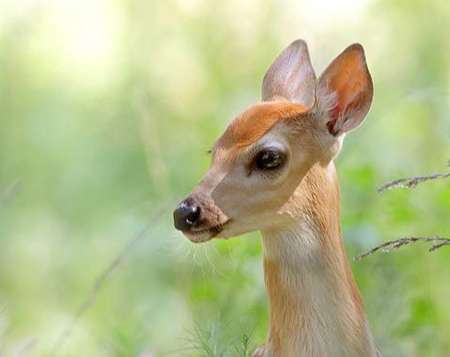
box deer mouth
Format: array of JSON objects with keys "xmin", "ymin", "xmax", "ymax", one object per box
[{"xmin": 184, "ymin": 220, "xmax": 230, "ymax": 243}]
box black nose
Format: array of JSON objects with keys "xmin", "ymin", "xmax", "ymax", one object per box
[{"xmin": 173, "ymin": 199, "xmax": 201, "ymax": 231}]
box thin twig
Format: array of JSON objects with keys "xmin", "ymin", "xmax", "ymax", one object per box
[
  {"xmin": 0, "ymin": 180, "xmax": 21, "ymax": 209},
  {"xmin": 354, "ymin": 236, "xmax": 450, "ymax": 261},
  {"xmin": 378, "ymin": 173, "xmax": 450, "ymax": 193},
  {"xmin": 49, "ymin": 203, "xmax": 170, "ymax": 356},
  {"xmin": 49, "ymin": 224, "xmax": 152, "ymax": 356}
]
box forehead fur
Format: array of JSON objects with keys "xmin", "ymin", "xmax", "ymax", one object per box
[{"xmin": 215, "ymin": 101, "xmax": 309, "ymax": 154}]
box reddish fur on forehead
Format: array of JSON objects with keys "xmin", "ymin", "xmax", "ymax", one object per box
[{"xmin": 216, "ymin": 101, "xmax": 309, "ymax": 152}]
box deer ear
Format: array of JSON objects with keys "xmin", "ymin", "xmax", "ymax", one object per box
[
  {"xmin": 262, "ymin": 39, "xmax": 316, "ymax": 108},
  {"xmin": 317, "ymin": 44, "xmax": 373, "ymax": 136}
]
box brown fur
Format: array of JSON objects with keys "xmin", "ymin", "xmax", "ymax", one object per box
[
  {"xmin": 214, "ymin": 101, "xmax": 308, "ymax": 153},
  {"xmin": 177, "ymin": 40, "xmax": 377, "ymax": 356},
  {"xmin": 319, "ymin": 44, "xmax": 373, "ymax": 135},
  {"xmin": 263, "ymin": 163, "xmax": 371, "ymax": 356}
]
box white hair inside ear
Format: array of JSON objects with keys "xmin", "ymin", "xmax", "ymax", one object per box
[{"xmin": 313, "ymin": 84, "xmax": 338, "ymax": 118}]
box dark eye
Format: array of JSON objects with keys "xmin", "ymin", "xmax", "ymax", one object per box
[{"xmin": 255, "ymin": 149, "xmax": 285, "ymax": 170}]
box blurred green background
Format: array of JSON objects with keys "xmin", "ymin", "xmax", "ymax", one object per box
[{"xmin": 0, "ymin": 0, "xmax": 449, "ymax": 356}]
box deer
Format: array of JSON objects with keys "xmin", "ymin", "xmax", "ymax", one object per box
[{"xmin": 173, "ymin": 39, "xmax": 379, "ymax": 357}]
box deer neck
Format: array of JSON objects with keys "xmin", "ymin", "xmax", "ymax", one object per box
[{"xmin": 261, "ymin": 162, "xmax": 377, "ymax": 357}]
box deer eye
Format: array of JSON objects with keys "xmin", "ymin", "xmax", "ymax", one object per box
[{"xmin": 255, "ymin": 149, "xmax": 285, "ymax": 170}]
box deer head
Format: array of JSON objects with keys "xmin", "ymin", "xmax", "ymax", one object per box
[{"xmin": 173, "ymin": 40, "xmax": 373, "ymax": 243}]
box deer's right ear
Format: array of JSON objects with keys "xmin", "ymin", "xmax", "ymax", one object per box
[
  {"xmin": 262, "ymin": 39, "xmax": 316, "ymax": 108},
  {"xmin": 316, "ymin": 44, "xmax": 373, "ymax": 136}
]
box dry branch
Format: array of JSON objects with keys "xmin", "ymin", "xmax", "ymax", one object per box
[
  {"xmin": 49, "ymin": 203, "xmax": 171, "ymax": 356},
  {"xmin": 354, "ymin": 236, "xmax": 450, "ymax": 261},
  {"xmin": 0, "ymin": 180, "xmax": 21, "ymax": 209},
  {"xmin": 49, "ymin": 224, "xmax": 152, "ymax": 356},
  {"xmin": 378, "ymin": 172, "xmax": 450, "ymax": 193}
]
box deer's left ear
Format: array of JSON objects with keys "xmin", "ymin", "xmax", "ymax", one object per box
[
  {"xmin": 317, "ymin": 44, "xmax": 373, "ymax": 136},
  {"xmin": 262, "ymin": 39, "xmax": 316, "ymax": 108}
]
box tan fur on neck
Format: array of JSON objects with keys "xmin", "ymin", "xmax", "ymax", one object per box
[{"xmin": 261, "ymin": 163, "xmax": 376, "ymax": 357}]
